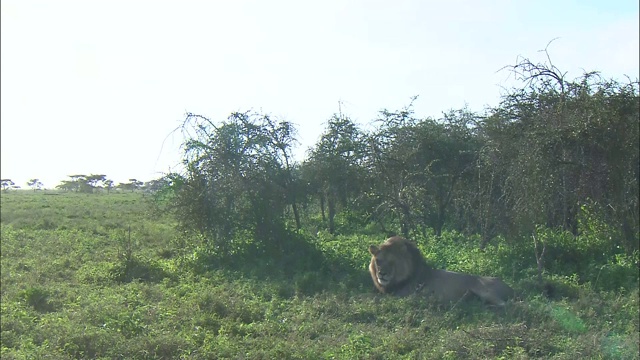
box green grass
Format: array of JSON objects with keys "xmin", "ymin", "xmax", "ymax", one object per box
[{"xmin": 1, "ymin": 191, "xmax": 638, "ymax": 359}]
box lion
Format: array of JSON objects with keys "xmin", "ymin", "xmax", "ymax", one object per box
[{"xmin": 368, "ymin": 236, "xmax": 514, "ymax": 306}]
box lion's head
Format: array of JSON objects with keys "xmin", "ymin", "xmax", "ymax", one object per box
[
  {"xmin": 368, "ymin": 236, "xmax": 514, "ymax": 305},
  {"xmin": 368, "ymin": 236, "xmax": 429, "ymax": 294}
]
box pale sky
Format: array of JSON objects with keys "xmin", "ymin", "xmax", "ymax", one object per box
[{"xmin": 1, "ymin": 1, "xmax": 638, "ymax": 189}]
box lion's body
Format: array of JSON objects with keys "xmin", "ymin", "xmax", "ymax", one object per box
[{"xmin": 368, "ymin": 236, "xmax": 514, "ymax": 306}]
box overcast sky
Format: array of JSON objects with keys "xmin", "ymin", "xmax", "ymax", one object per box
[{"xmin": 1, "ymin": 1, "xmax": 638, "ymax": 189}]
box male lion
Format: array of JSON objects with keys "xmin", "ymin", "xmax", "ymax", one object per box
[{"xmin": 368, "ymin": 236, "xmax": 514, "ymax": 306}]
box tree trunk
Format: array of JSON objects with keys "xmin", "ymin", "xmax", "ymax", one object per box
[
  {"xmin": 328, "ymin": 193, "xmax": 336, "ymax": 234},
  {"xmin": 320, "ymin": 194, "xmax": 326, "ymax": 223},
  {"xmin": 399, "ymin": 203, "xmax": 411, "ymax": 238},
  {"xmin": 291, "ymin": 202, "xmax": 301, "ymax": 230}
]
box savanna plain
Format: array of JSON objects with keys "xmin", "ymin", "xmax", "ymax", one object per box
[{"xmin": 1, "ymin": 191, "xmax": 638, "ymax": 359}]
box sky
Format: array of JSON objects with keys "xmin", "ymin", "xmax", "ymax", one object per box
[{"xmin": 1, "ymin": 0, "xmax": 638, "ymax": 189}]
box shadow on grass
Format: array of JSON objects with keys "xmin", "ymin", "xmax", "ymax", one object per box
[
  {"xmin": 186, "ymin": 230, "xmax": 370, "ymax": 297},
  {"xmin": 110, "ymin": 256, "xmax": 173, "ymax": 284}
]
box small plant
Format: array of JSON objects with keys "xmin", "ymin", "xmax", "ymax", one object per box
[
  {"xmin": 118, "ymin": 226, "xmax": 135, "ymax": 266},
  {"xmin": 20, "ymin": 287, "xmax": 53, "ymax": 312},
  {"xmin": 340, "ymin": 331, "xmax": 373, "ymax": 359},
  {"xmin": 113, "ymin": 226, "xmax": 147, "ymax": 283},
  {"xmin": 549, "ymin": 304, "xmax": 587, "ymax": 334}
]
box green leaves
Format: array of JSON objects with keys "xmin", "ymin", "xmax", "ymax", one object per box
[{"xmin": 174, "ymin": 111, "xmax": 299, "ymax": 251}]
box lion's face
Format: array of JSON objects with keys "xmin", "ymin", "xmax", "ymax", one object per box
[
  {"xmin": 369, "ymin": 245, "xmax": 395, "ymax": 286},
  {"xmin": 369, "ymin": 238, "xmax": 414, "ymax": 288}
]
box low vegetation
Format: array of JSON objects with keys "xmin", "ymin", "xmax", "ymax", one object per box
[{"xmin": 1, "ymin": 191, "xmax": 638, "ymax": 359}]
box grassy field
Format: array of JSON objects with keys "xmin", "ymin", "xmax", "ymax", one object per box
[{"xmin": 1, "ymin": 191, "xmax": 638, "ymax": 359}]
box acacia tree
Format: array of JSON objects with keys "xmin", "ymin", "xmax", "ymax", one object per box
[
  {"xmin": 413, "ymin": 110, "xmax": 481, "ymax": 237},
  {"xmin": 117, "ymin": 179, "xmax": 143, "ymax": 192},
  {"xmin": 304, "ymin": 114, "xmax": 366, "ymax": 233},
  {"xmin": 56, "ymin": 181, "xmax": 75, "ymax": 192},
  {"xmin": 143, "ymin": 178, "xmax": 169, "ymax": 194},
  {"xmin": 65, "ymin": 175, "xmax": 95, "ymax": 193},
  {"xmin": 461, "ymin": 111, "xmax": 514, "ymax": 247},
  {"xmin": 86, "ymin": 174, "xmax": 107, "ymax": 192},
  {"xmin": 362, "ymin": 100, "xmax": 469, "ymax": 237},
  {"xmin": 1, "ymin": 179, "xmax": 15, "ymax": 192},
  {"xmin": 361, "ymin": 100, "xmax": 483, "ymax": 239},
  {"xmin": 171, "ymin": 111, "xmax": 300, "ymax": 253},
  {"xmin": 266, "ymin": 117, "xmax": 301, "ymax": 230},
  {"xmin": 364, "ymin": 101, "xmax": 421, "ymax": 237},
  {"xmin": 104, "ymin": 179, "xmax": 115, "ymax": 194},
  {"xmin": 128, "ymin": 179, "xmax": 144, "ymax": 192},
  {"xmin": 55, "ymin": 174, "xmax": 109, "ymax": 193},
  {"xmin": 477, "ymin": 50, "xmax": 639, "ymax": 251},
  {"xmin": 27, "ymin": 179, "xmax": 44, "ymax": 191}
]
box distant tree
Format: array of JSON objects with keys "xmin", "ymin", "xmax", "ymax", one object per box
[
  {"xmin": 117, "ymin": 179, "xmax": 143, "ymax": 193},
  {"xmin": 143, "ymin": 178, "xmax": 170, "ymax": 195},
  {"xmin": 27, "ymin": 179, "xmax": 44, "ymax": 192},
  {"xmin": 67, "ymin": 175, "xmax": 91, "ymax": 193},
  {"xmin": 116, "ymin": 182, "xmax": 130, "ymax": 192},
  {"xmin": 69, "ymin": 174, "xmax": 86, "ymax": 183},
  {"xmin": 86, "ymin": 174, "xmax": 107, "ymax": 192},
  {"xmin": 1, "ymin": 179, "xmax": 15, "ymax": 192},
  {"xmin": 56, "ymin": 180, "xmax": 76, "ymax": 192},
  {"xmin": 129, "ymin": 179, "xmax": 143, "ymax": 192},
  {"xmin": 55, "ymin": 175, "xmax": 101, "ymax": 193},
  {"xmin": 104, "ymin": 179, "xmax": 114, "ymax": 194}
]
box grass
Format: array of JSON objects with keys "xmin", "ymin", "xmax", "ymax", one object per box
[{"xmin": 1, "ymin": 191, "xmax": 638, "ymax": 359}]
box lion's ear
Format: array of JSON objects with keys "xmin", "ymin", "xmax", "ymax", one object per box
[{"xmin": 368, "ymin": 245, "xmax": 379, "ymax": 255}]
